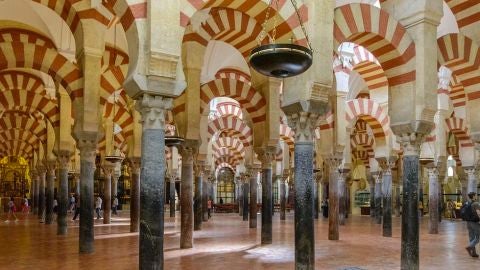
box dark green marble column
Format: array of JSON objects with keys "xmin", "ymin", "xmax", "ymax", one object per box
[
  {"xmin": 401, "ymin": 154, "xmax": 420, "ymax": 270},
  {"xmin": 38, "ymin": 168, "xmax": 46, "ymax": 222},
  {"xmin": 427, "ymin": 167, "xmax": 439, "ymax": 234},
  {"xmin": 202, "ymin": 178, "xmax": 209, "ymax": 222},
  {"xmin": 294, "ymin": 142, "xmax": 315, "ymax": 269},
  {"xmin": 169, "ymin": 176, "xmax": 176, "ymax": 218},
  {"xmin": 57, "ymin": 152, "xmax": 71, "ymax": 235},
  {"xmin": 194, "ymin": 173, "xmax": 203, "ymax": 231},
  {"xmin": 260, "ymin": 150, "xmax": 274, "ymax": 245},
  {"xmin": 243, "ymin": 180, "xmax": 249, "ymax": 221},
  {"xmin": 374, "ymin": 173, "xmax": 382, "ymax": 225},
  {"xmin": 381, "ymin": 164, "xmax": 393, "ymax": 237},
  {"xmin": 45, "ymin": 163, "xmax": 55, "ymax": 225},
  {"xmin": 249, "ymin": 167, "xmax": 258, "ymax": 228},
  {"xmin": 280, "ymin": 176, "xmax": 287, "ymax": 220},
  {"xmin": 130, "ymin": 158, "xmax": 140, "ymax": 233}
]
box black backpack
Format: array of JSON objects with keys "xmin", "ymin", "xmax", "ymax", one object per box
[{"xmin": 460, "ymin": 201, "xmax": 480, "ymax": 222}]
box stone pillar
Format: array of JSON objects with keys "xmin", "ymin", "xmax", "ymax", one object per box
[
  {"xmin": 38, "ymin": 167, "xmax": 46, "ymax": 222},
  {"xmin": 194, "ymin": 162, "xmax": 204, "ymax": 231},
  {"xmin": 242, "ymin": 174, "xmax": 249, "ymax": 221},
  {"xmin": 112, "ymin": 171, "xmax": 118, "ymax": 198},
  {"xmin": 373, "ymin": 172, "xmax": 382, "ymax": 225},
  {"xmin": 379, "ymin": 158, "xmax": 396, "ymax": 237},
  {"xmin": 326, "ymin": 157, "xmax": 341, "ymax": 240},
  {"xmin": 102, "ymin": 164, "xmax": 114, "ymax": 224},
  {"xmin": 338, "ymin": 170, "xmax": 348, "ymax": 226},
  {"xmin": 130, "ymin": 158, "xmax": 140, "ymax": 233},
  {"xmin": 237, "ymin": 177, "xmax": 243, "ymax": 216},
  {"xmin": 286, "ymin": 112, "xmax": 321, "ymax": 270},
  {"xmin": 280, "ymin": 172, "xmax": 288, "ymax": 220},
  {"xmin": 75, "ymin": 174, "xmax": 80, "ymax": 195},
  {"xmin": 427, "ymin": 166, "xmax": 439, "ymax": 234},
  {"xmin": 368, "ymin": 173, "xmax": 375, "ymax": 219},
  {"xmin": 45, "ymin": 161, "xmax": 56, "ymax": 225},
  {"xmin": 136, "ymin": 95, "xmax": 172, "ymax": 268},
  {"xmin": 464, "ymin": 167, "xmax": 477, "ymax": 194},
  {"xmin": 248, "ymin": 165, "xmax": 259, "ymax": 228},
  {"xmin": 77, "ymin": 137, "xmax": 98, "ymax": 253},
  {"xmin": 57, "ymin": 151, "xmax": 72, "ymax": 235},
  {"xmin": 180, "ymin": 143, "xmax": 196, "ymax": 249},
  {"xmin": 202, "ymin": 172, "xmax": 210, "ymax": 222},
  {"xmin": 32, "ymin": 170, "xmax": 39, "ymax": 215},
  {"xmin": 169, "ymin": 176, "xmax": 176, "ymax": 218},
  {"xmin": 314, "ymin": 171, "xmax": 322, "ymax": 219},
  {"xmin": 258, "ymin": 148, "xmax": 275, "ymax": 245},
  {"xmin": 397, "ymin": 133, "xmax": 425, "ymax": 270}
]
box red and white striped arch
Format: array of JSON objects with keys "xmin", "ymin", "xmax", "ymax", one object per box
[
  {"xmin": 447, "ymin": 145, "xmax": 462, "ymax": 166},
  {"xmin": 100, "ymin": 46, "xmax": 129, "ymax": 103},
  {"xmin": 334, "ymin": 4, "xmax": 415, "ymax": 86},
  {"xmin": 212, "ymin": 137, "xmax": 245, "ymax": 157},
  {"xmin": 211, "ymin": 101, "xmax": 243, "ymax": 120},
  {"xmin": 0, "ymin": 139, "xmax": 34, "ymax": 158},
  {"xmin": 0, "ymin": 42, "xmax": 83, "ymax": 100},
  {"xmin": 444, "ymin": 0, "xmax": 480, "ymax": 29},
  {"xmin": 0, "ymin": 129, "xmax": 40, "ymax": 149},
  {"xmin": 352, "ymin": 149, "xmax": 370, "ymax": 168},
  {"xmin": 208, "ymin": 115, "xmax": 252, "ymax": 147},
  {"xmin": 279, "ymin": 123, "xmax": 294, "ymax": 152},
  {"xmin": 213, "ymin": 148, "xmax": 242, "ymax": 163},
  {"xmin": 437, "ymin": 33, "xmax": 480, "ymax": 100},
  {"xmin": 215, "ymin": 162, "xmax": 235, "ymax": 176},
  {"xmin": 0, "ymin": 28, "xmax": 56, "ymax": 49},
  {"xmin": 0, "ymin": 90, "xmax": 59, "ymax": 127},
  {"xmin": 215, "ymin": 68, "xmax": 251, "ymax": 83},
  {"xmin": 0, "ymin": 70, "xmax": 45, "ymax": 94},
  {"xmin": 0, "ymin": 113, "xmax": 47, "ymax": 142},
  {"xmin": 445, "ymin": 116, "xmax": 474, "ymax": 148},
  {"xmin": 345, "ymin": 98, "xmax": 389, "ymax": 138}
]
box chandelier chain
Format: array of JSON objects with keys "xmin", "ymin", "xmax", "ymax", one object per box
[{"xmin": 289, "ymin": 0, "xmax": 313, "ymax": 50}]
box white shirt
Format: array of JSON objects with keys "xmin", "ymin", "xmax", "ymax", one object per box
[{"xmin": 95, "ymin": 197, "xmax": 102, "ymax": 209}]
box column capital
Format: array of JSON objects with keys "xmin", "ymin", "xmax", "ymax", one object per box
[
  {"xmin": 179, "ymin": 140, "xmax": 198, "ymax": 166},
  {"xmin": 372, "ymin": 172, "xmax": 382, "ymax": 183},
  {"xmin": 194, "ymin": 160, "xmax": 206, "ymax": 177},
  {"xmin": 463, "ymin": 166, "xmax": 476, "ymax": 177},
  {"xmin": 396, "ymin": 133, "xmax": 426, "ymax": 156},
  {"xmin": 56, "ymin": 150, "xmax": 73, "ymax": 170},
  {"xmin": 256, "ymin": 146, "xmax": 277, "ymax": 168},
  {"xmin": 426, "ymin": 165, "xmax": 439, "ymax": 178},
  {"xmin": 45, "ymin": 160, "xmax": 57, "ymax": 174},
  {"xmin": 246, "ymin": 164, "xmax": 261, "ymax": 176},
  {"xmin": 377, "ymin": 156, "xmax": 397, "ymax": 176},
  {"xmin": 286, "ymin": 111, "xmax": 321, "ymax": 142},
  {"xmin": 102, "ymin": 162, "xmax": 116, "ymax": 176},
  {"xmin": 76, "ymin": 133, "xmax": 99, "ymax": 163},
  {"xmin": 136, "ymin": 94, "xmax": 173, "ymax": 130},
  {"xmin": 323, "ymin": 153, "xmax": 343, "ymax": 170}
]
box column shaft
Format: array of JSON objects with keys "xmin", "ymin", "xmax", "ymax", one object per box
[
  {"xmin": 103, "ymin": 171, "xmax": 112, "ymax": 224},
  {"xmin": 243, "ymin": 182, "xmax": 249, "ymax": 221},
  {"xmin": 139, "ymin": 129, "xmax": 166, "ymax": 267},
  {"xmin": 170, "ymin": 178, "xmax": 176, "ymax": 217},
  {"xmin": 375, "ymin": 178, "xmax": 382, "ymax": 225},
  {"xmin": 294, "ymin": 142, "xmax": 315, "ymax": 269},
  {"xmin": 33, "ymin": 176, "xmax": 39, "ymax": 215},
  {"xmin": 328, "ymin": 168, "xmax": 339, "ymax": 240},
  {"xmin": 130, "ymin": 164, "xmax": 140, "ymax": 233},
  {"xmin": 202, "ymin": 179, "xmax": 208, "ymax": 222},
  {"xmin": 428, "ymin": 169, "xmax": 439, "ymax": 234},
  {"xmin": 369, "ymin": 176, "xmax": 375, "ymax": 219},
  {"xmin": 401, "ymin": 155, "xmax": 420, "ymax": 270},
  {"xmin": 79, "ymin": 148, "xmax": 96, "ymax": 253},
  {"xmin": 45, "ymin": 168, "xmax": 55, "ymax": 224},
  {"xmin": 382, "ymin": 171, "xmax": 393, "ymax": 237},
  {"xmin": 194, "ymin": 175, "xmax": 202, "ymax": 231},
  {"xmin": 261, "ymin": 164, "xmax": 273, "ymax": 244},
  {"xmin": 58, "ymin": 162, "xmax": 70, "ymax": 235},
  {"xmin": 180, "ymin": 148, "xmax": 194, "ymax": 249},
  {"xmin": 38, "ymin": 171, "xmax": 46, "ymax": 221},
  {"xmin": 280, "ymin": 179, "xmax": 286, "ymax": 220},
  {"xmin": 249, "ymin": 173, "xmax": 258, "ymax": 228},
  {"xmin": 338, "ymin": 175, "xmax": 346, "ymax": 225}
]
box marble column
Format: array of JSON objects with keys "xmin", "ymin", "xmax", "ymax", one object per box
[
  {"xmin": 242, "ymin": 175, "xmax": 249, "ymax": 221},
  {"xmin": 399, "ymin": 134, "xmax": 423, "ymax": 270},
  {"xmin": 130, "ymin": 158, "xmax": 140, "ymax": 233},
  {"xmin": 465, "ymin": 167, "xmax": 477, "ymax": 194},
  {"xmin": 314, "ymin": 172, "xmax": 322, "ymax": 219},
  {"xmin": 237, "ymin": 178, "xmax": 243, "ymax": 216},
  {"xmin": 373, "ymin": 172, "xmax": 382, "ymax": 225},
  {"xmin": 427, "ymin": 166, "xmax": 439, "ymax": 234},
  {"xmin": 379, "ymin": 158, "xmax": 396, "ymax": 237},
  {"xmin": 280, "ymin": 173, "xmax": 288, "ymax": 220},
  {"xmin": 137, "ymin": 95, "xmax": 172, "ymax": 268},
  {"xmin": 112, "ymin": 172, "xmax": 118, "ymax": 198},
  {"xmin": 32, "ymin": 171, "xmax": 39, "ymax": 215},
  {"xmin": 338, "ymin": 170, "xmax": 348, "ymax": 226},
  {"xmin": 169, "ymin": 176, "xmax": 176, "ymax": 218},
  {"xmin": 38, "ymin": 167, "xmax": 46, "ymax": 222},
  {"xmin": 103, "ymin": 164, "xmax": 114, "ymax": 224},
  {"xmin": 57, "ymin": 151, "xmax": 72, "ymax": 235},
  {"xmin": 180, "ymin": 144, "xmax": 195, "ymax": 248},
  {"xmin": 202, "ymin": 175, "xmax": 209, "ymax": 222},
  {"xmin": 75, "ymin": 174, "xmax": 80, "ymax": 195},
  {"xmin": 259, "ymin": 148, "xmax": 275, "ymax": 245},
  {"xmin": 77, "ymin": 137, "xmax": 98, "ymax": 254},
  {"xmin": 394, "ymin": 182, "xmax": 401, "ymax": 217},
  {"xmin": 248, "ymin": 166, "xmax": 259, "ymax": 228},
  {"xmin": 45, "ymin": 161, "xmax": 56, "ymax": 225},
  {"xmin": 194, "ymin": 163, "xmax": 204, "ymax": 231},
  {"xmin": 368, "ymin": 173, "xmax": 375, "ymax": 219},
  {"xmin": 327, "ymin": 158, "xmax": 341, "ymax": 240}
]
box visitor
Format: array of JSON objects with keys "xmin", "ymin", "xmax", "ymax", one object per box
[
  {"xmin": 112, "ymin": 196, "xmax": 119, "ymax": 215},
  {"xmin": 321, "ymin": 199, "xmax": 328, "ymax": 218},
  {"xmin": 95, "ymin": 195, "xmax": 103, "ymax": 220},
  {"xmin": 69, "ymin": 195, "xmax": 75, "ymax": 213},
  {"xmin": 53, "ymin": 198, "xmax": 58, "ymax": 215},
  {"xmin": 447, "ymin": 199, "xmax": 456, "ymax": 220},
  {"xmin": 219, "ymin": 197, "xmax": 224, "ymax": 204},
  {"xmin": 72, "ymin": 196, "xmax": 80, "ymax": 221},
  {"xmin": 21, "ymin": 196, "xmax": 29, "ymax": 214},
  {"xmin": 207, "ymin": 198, "xmax": 212, "ymax": 218},
  {"xmin": 464, "ymin": 192, "xmax": 480, "ymax": 257},
  {"xmin": 5, "ymin": 197, "xmax": 18, "ymax": 222}
]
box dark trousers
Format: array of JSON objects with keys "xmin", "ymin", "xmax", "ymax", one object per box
[
  {"xmin": 112, "ymin": 206, "xmax": 118, "ymax": 215},
  {"xmin": 96, "ymin": 208, "xmax": 102, "ymax": 219},
  {"xmin": 73, "ymin": 207, "xmax": 80, "ymax": 220}
]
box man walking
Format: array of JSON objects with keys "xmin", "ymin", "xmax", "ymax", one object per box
[
  {"xmin": 95, "ymin": 195, "xmax": 103, "ymax": 220},
  {"xmin": 464, "ymin": 192, "xmax": 480, "ymax": 257}
]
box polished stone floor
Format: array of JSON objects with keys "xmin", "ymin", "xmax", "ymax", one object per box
[{"xmin": 0, "ymin": 210, "xmax": 478, "ymax": 270}]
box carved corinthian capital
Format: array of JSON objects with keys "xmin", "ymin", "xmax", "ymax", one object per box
[
  {"xmin": 286, "ymin": 112, "xmax": 320, "ymax": 142},
  {"xmin": 136, "ymin": 94, "xmax": 173, "ymax": 130}
]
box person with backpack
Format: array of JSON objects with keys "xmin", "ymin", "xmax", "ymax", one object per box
[{"xmin": 462, "ymin": 192, "xmax": 480, "ymax": 257}]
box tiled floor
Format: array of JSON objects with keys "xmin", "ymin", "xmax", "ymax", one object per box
[{"xmin": 0, "ymin": 211, "xmax": 478, "ymax": 269}]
